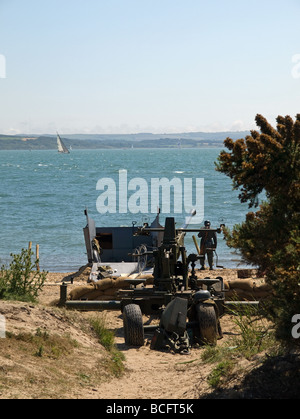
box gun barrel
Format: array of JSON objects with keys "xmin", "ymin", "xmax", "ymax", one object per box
[
  {"xmin": 137, "ymin": 228, "xmax": 221, "ymax": 233},
  {"xmin": 182, "ymin": 208, "xmax": 196, "ymax": 229}
]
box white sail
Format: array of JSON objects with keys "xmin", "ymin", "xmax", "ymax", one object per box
[{"xmin": 57, "ymin": 132, "xmax": 70, "ymax": 154}]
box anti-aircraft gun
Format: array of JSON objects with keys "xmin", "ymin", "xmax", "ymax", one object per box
[
  {"xmin": 60, "ymin": 210, "xmax": 226, "ymax": 352},
  {"xmin": 119, "ymin": 212, "xmax": 226, "ymax": 351}
]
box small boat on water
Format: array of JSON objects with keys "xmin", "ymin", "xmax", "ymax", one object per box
[{"xmin": 57, "ymin": 132, "xmax": 70, "ymax": 154}]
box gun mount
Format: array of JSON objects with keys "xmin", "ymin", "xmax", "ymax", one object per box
[
  {"xmin": 62, "ymin": 212, "xmax": 227, "ymax": 352},
  {"xmin": 117, "ymin": 215, "xmax": 226, "ymax": 350}
]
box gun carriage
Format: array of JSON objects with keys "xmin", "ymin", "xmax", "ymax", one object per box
[
  {"xmin": 118, "ymin": 213, "xmax": 225, "ymax": 351},
  {"xmin": 61, "ymin": 210, "xmax": 227, "ymax": 352}
]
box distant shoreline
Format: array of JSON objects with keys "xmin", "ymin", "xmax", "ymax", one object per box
[
  {"xmin": 0, "ymin": 145, "xmax": 225, "ymax": 151},
  {"xmin": 0, "ymin": 131, "xmax": 250, "ymax": 151}
]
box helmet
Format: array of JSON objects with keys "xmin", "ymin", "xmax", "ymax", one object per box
[
  {"xmin": 204, "ymin": 220, "xmax": 211, "ymax": 226},
  {"xmin": 193, "ymin": 290, "xmax": 211, "ymax": 302}
]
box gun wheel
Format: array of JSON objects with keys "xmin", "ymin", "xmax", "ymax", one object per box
[
  {"xmin": 132, "ymin": 244, "xmax": 148, "ymax": 273},
  {"xmin": 123, "ymin": 304, "xmax": 144, "ymax": 347},
  {"xmin": 196, "ymin": 303, "xmax": 218, "ymax": 346}
]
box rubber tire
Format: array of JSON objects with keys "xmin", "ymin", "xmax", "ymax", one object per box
[
  {"xmin": 123, "ymin": 304, "xmax": 144, "ymax": 347},
  {"xmin": 196, "ymin": 303, "xmax": 218, "ymax": 346}
]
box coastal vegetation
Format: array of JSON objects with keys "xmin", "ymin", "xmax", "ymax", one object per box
[
  {"xmin": 0, "ymin": 131, "xmax": 249, "ymax": 150},
  {"xmin": 216, "ymin": 113, "xmax": 300, "ymax": 343},
  {"xmin": 0, "ymin": 248, "xmax": 46, "ymax": 302},
  {"xmin": 89, "ymin": 315, "xmax": 126, "ymax": 378}
]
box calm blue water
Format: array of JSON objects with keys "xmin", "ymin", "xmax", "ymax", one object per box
[{"xmin": 0, "ymin": 148, "xmax": 251, "ymax": 272}]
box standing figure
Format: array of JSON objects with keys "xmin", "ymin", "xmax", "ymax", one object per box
[{"xmin": 198, "ymin": 220, "xmax": 217, "ymax": 270}]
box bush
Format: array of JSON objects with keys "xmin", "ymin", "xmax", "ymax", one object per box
[
  {"xmin": 216, "ymin": 113, "xmax": 300, "ymax": 343},
  {"xmin": 0, "ymin": 248, "xmax": 47, "ymax": 302}
]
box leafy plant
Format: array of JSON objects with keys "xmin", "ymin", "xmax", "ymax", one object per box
[{"xmin": 0, "ymin": 248, "xmax": 47, "ymax": 302}]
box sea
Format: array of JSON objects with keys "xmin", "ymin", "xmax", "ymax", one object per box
[{"xmin": 0, "ymin": 148, "xmax": 252, "ymax": 272}]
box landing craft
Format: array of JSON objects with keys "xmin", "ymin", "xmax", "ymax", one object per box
[{"xmin": 83, "ymin": 208, "xmax": 164, "ymax": 281}]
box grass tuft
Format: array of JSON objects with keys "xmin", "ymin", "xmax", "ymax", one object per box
[{"xmin": 89, "ymin": 315, "xmax": 125, "ymax": 378}]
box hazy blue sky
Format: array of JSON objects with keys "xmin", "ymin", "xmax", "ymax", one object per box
[{"xmin": 0, "ymin": 0, "xmax": 300, "ymax": 135}]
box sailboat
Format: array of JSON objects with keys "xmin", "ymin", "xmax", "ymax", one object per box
[{"xmin": 56, "ymin": 132, "xmax": 70, "ymax": 154}]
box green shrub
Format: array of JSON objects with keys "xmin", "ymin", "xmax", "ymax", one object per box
[
  {"xmin": 0, "ymin": 248, "xmax": 47, "ymax": 302},
  {"xmin": 216, "ymin": 113, "xmax": 300, "ymax": 343},
  {"xmin": 229, "ymin": 305, "xmax": 278, "ymax": 359},
  {"xmin": 207, "ymin": 360, "xmax": 234, "ymax": 389}
]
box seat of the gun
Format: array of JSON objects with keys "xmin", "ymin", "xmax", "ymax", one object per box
[
  {"xmin": 197, "ymin": 277, "xmax": 223, "ymax": 292},
  {"xmin": 197, "ymin": 278, "xmax": 220, "ymax": 287}
]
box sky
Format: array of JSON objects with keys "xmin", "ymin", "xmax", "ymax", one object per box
[{"xmin": 0, "ymin": 0, "xmax": 300, "ymax": 135}]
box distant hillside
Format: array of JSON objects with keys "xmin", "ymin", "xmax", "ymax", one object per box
[
  {"xmin": 0, "ymin": 131, "xmax": 250, "ymax": 150},
  {"xmin": 58, "ymin": 131, "xmax": 250, "ymax": 142}
]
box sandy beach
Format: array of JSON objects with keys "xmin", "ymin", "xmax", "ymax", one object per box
[{"xmin": 0, "ymin": 265, "xmax": 273, "ymax": 399}]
